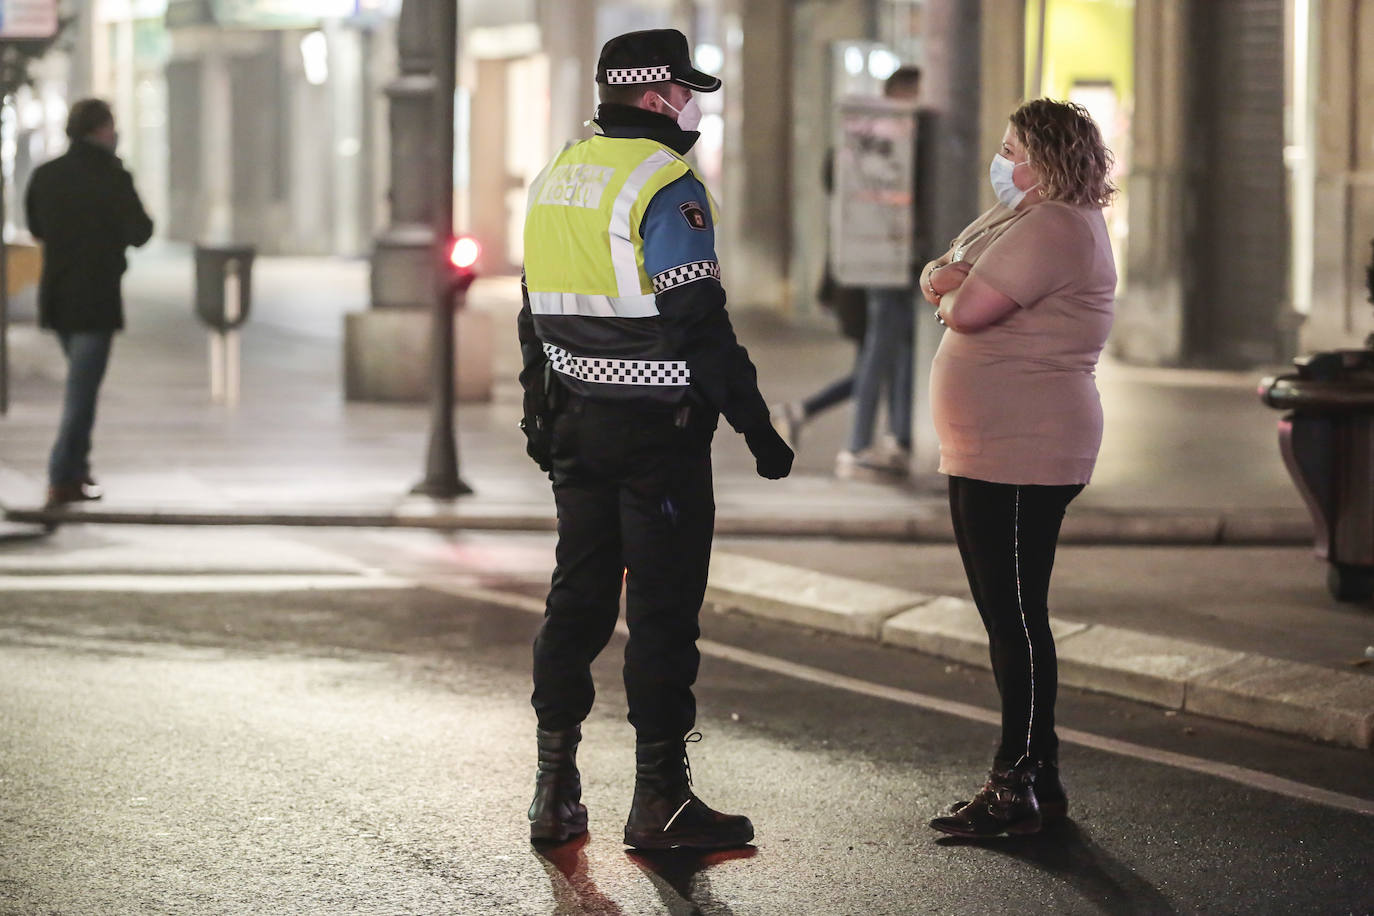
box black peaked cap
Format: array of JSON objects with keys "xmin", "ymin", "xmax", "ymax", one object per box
[{"xmin": 595, "ymin": 28, "xmax": 721, "ymax": 92}]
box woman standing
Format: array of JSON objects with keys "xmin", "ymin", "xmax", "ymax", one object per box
[{"xmin": 920, "ymin": 99, "xmax": 1117, "ymax": 838}]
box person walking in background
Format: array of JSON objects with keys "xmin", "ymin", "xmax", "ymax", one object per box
[
  {"xmin": 517, "ymin": 29, "xmax": 793, "ymax": 851},
  {"xmin": 768, "ymin": 147, "xmax": 869, "ymax": 451},
  {"xmin": 837, "ymin": 65, "xmax": 930, "ymax": 481},
  {"xmin": 920, "ymin": 99, "xmax": 1117, "ymax": 838},
  {"xmin": 25, "ymin": 99, "xmax": 153, "ymax": 507}
]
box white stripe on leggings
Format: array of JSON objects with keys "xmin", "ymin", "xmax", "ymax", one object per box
[{"xmin": 1013, "ymin": 486, "xmax": 1036, "ymax": 768}]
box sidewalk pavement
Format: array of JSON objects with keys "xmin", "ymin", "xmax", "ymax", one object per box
[{"xmin": 1, "ymin": 248, "xmax": 1368, "ymax": 749}]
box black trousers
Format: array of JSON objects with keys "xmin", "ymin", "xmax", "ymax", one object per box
[
  {"xmin": 947, "ymin": 475, "xmax": 1083, "ymax": 767},
  {"xmin": 531, "ymin": 395, "xmax": 717, "ymax": 743}
]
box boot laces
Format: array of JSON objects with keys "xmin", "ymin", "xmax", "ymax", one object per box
[{"xmin": 682, "ymin": 731, "xmax": 702, "ymax": 786}]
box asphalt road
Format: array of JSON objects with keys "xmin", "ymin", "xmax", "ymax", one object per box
[{"xmin": 0, "ymin": 527, "xmax": 1371, "ymax": 915}]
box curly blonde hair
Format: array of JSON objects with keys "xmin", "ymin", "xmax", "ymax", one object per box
[{"xmin": 1010, "ymin": 99, "xmax": 1117, "ymax": 208}]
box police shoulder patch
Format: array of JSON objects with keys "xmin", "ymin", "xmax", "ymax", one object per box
[{"xmin": 679, "ymin": 201, "xmax": 709, "ymax": 231}]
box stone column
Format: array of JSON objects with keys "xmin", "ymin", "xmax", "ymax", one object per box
[
  {"xmin": 978, "ymin": 2, "xmax": 1024, "ymax": 210},
  {"xmin": 1303, "ymin": 0, "xmax": 1374, "ymax": 351},
  {"xmin": 344, "ymin": 0, "xmax": 492, "ymax": 402},
  {"xmin": 719, "ymin": 0, "xmax": 792, "ymax": 311},
  {"xmin": 370, "ymin": 0, "xmax": 436, "ymax": 312},
  {"xmin": 1111, "ymin": 0, "xmax": 1189, "ymax": 365},
  {"xmin": 200, "ymin": 42, "xmax": 234, "ymax": 245},
  {"xmin": 539, "ymin": 0, "xmax": 597, "ymax": 157}
]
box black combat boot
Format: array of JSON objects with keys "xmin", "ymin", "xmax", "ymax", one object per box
[
  {"xmin": 623, "ymin": 733, "xmax": 754, "ymax": 850},
  {"xmin": 929, "ymin": 764, "xmax": 1042, "ymax": 838},
  {"xmin": 528, "ymin": 726, "xmax": 588, "ymax": 844}
]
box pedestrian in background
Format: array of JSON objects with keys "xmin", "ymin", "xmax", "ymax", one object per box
[
  {"xmin": 837, "ymin": 65, "xmax": 930, "ymax": 481},
  {"xmin": 518, "ymin": 28, "xmax": 793, "ymax": 851},
  {"xmin": 767, "ymin": 153, "xmax": 868, "ymax": 451},
  {"xmin": 25, "ymin": 99, "xmax": 154, "ymax": 507},
  {"xmin": 921, "ymin": 99, "xmax": 1117, "ymax": 838}
]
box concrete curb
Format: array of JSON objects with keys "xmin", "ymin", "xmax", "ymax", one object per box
[
  {"xmin": 706, "ymin": 552, "xmax": 1374, "ymax": 751},
  {"xmin": 706, "ymin": 554, "xmax": 932, "ymax": 639},
  {"xmin": 1, "ymin": 504, "xmax": 1313, "ymax": 546}
]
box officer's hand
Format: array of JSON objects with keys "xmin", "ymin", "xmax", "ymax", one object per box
[
  {"xmin": 744, "ymin": 425, "xmax": 794, "ymax": 480},
  {"xmin": 520, "ymin": 415, "xmax": 553, "ymax": 473}
]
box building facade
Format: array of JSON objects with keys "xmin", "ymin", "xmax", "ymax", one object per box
[
  {"xmin": 455, "ymin": 0, "xmax": 1374, "ymax": 366},
  {"xmin": 10, "ymin": 0, "xmax": 1370, "ymax": 369}
]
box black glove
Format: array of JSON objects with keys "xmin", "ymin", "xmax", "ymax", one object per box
[
  {"xmin": 744, "ymin": 424, "xmax": 794, "ymax": 480},
  {"xmin": 520, "ymin": 413, "xmax": 552, "ymax": 473}
]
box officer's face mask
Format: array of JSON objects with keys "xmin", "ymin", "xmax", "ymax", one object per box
[
  {"xmin": 989, "ymin": 153, "xmax": 1037, "ymax": 209},
  {"xmin": 656, "ymin": 92, "xmax": 703, "ymax": 132}
]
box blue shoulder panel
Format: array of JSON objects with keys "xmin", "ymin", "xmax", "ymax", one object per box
[{"xmin": 641, "ymin": 174, "xmax": 720, "ymax": 293}]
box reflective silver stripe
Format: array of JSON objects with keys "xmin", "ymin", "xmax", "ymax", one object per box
[
  {"xmin": 609, "ymin": 150, "xmax": 677, "ymax": 298},
  {"xmin": 527, "ymin": 290, "xmax": 659, "ymax": 319},
  {"xmin": 663, "ymin": 799, "xmax": 693, "ymax": 832},
  {"xmin": 1013, "ymin": 486, "xmax": 1036, "ymax": 768},
  {"xmin": 543, "ymin": 343, "xmax": 689, "ymax": 386}
]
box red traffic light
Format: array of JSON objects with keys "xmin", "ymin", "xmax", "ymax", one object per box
[{"xmin": 450, "ymin": 236, "xmax": 480, "ymax": 270}]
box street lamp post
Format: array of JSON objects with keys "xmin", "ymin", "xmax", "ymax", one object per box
[{"xmin": 411, "ymin": 0, "xmax": 472, "ymax": 499}]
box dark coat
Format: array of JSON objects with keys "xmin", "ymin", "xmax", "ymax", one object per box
[{"xmin": 25, "ymin": 140, "xmax": 154, "ymax": 332}]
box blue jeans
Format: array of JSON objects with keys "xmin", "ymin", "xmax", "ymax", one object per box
[
  {"xmin": 801, "ymin": 346, "xmax": 860, "ymax": 418},
  {"xmin": 848, "ymin": 287, "xmax": 913, "ymax": 452},
  {"xmin": 48, "ymin": 330, "xmax": 113, "ymax": 486}
]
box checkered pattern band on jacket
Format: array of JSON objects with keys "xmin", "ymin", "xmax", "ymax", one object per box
[
  {"xmin": 604, "ymin": 66, "xmax": 673, "ymax": 85},
  {"xmin": 543, "ymin": 343, "xmax": 691, "ymax": 386},
  {"xmin": 652, "ymin": 260, "xmax": 720, "ymax": 294}
]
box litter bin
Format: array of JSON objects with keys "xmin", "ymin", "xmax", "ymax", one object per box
[
  {"xmin": 194, "ymin": 244, "xmax": 255, "ymax": 330},
  {"xmin": 1260, "ymin": 349, "xmax": 1374, "ymax": 601},
  {"xmin": 194, "ymin": 244, "xmax": 255, "ymax": 406}
]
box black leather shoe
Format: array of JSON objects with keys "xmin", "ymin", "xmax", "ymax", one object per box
[
  {"xmin": 930, "ymin": 766, "xmax": 1042, "ymax": 838},
  {"xmin": 528, "ymin": 726, "xmax": 588, "ymax": 844},
  {"xmin": 623, "ymin": 733, "xmax": 753, "ymax": 851},
  {"xmin": 947, "ymin": 758, "xmax": 1067, "ymax": 823},
  {"xmin": 1033, "ymin": 758, "xmax": 1067, "ymax": 821}
]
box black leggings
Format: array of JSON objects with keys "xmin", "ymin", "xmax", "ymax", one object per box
[{"xmin": 948, "ymin": 476, "xmax": 1083, "ymax": 767}]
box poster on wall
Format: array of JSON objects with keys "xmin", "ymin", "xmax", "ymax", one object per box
[
  {"xmin": 0, "ymin": 0, "xmax": 58, "ymax": 39},
  {"xmin": 830, "ymin": 95, "xmax": 917, "ymax": 288}
]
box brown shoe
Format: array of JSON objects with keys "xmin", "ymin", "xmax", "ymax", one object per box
[
  {"xmin": 46, "ymin": 481, "xmax": 103, "ymax": 507},
  {"xmin": 929, "ymin": 766, "xmax": 1042, "ymax": 838}
]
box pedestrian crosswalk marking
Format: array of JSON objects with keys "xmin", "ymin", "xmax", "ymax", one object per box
[{"xmin": 0, "ymin": 574, "xmax": 411, "ymax": 593}]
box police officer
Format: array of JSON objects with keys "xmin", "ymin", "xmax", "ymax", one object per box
[{"xmin": 519, "ymin": 29, "xmax": 793, "ymax": 850}]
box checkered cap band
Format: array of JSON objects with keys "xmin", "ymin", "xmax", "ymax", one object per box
[
  {"xmin": 652, "ymin": 260, "xmax": 720, "ymax": 294},
  {"xmin": 544, "ymin": 343, "xmax": 691, "ymax": 386},
  {"xmin": 604, "ymin": 65, "xmax": 673, "ymax": 85}
]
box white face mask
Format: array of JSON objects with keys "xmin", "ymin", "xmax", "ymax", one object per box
[
  {"xmin": 989, "ymin": 154, "xmax": 1036, "ymax": 209},
  {"xmin": 657, "ymin": 93, "xmax": 703, "ymax": 132}
]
